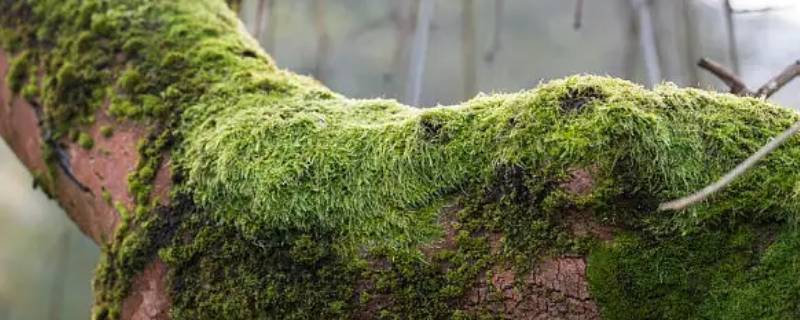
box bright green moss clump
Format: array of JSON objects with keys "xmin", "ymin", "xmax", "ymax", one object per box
[
  {"xmin": 78, "ymin": 132, "xmax": 94, "ymax": 149},
  {"xmin": 3, "ymin": 0, "xmax": 800, "ymax": 319}
]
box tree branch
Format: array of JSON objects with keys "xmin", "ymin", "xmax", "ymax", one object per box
[
  {"xmin": 661, "ymin": 58, "xmax": 800, "ymax": 211},
  {"xmin": 697, "ymin": 58, "xmax": 751, "ymax": 95},
  {"xmin": 755, "ymin": 60, "xmax": 800, "ymax": 98},
  {"xmin": 659, "ymin": 120, "xmax": 800, "ymax": 211}
]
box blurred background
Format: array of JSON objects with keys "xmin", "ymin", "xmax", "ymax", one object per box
[{"xmin": 1, "ymin": 0, "xmax": 799, "ymax": 318}]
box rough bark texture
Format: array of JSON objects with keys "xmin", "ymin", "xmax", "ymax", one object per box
[{"xmin": 2, "ymin": 1, "xmax": 800, "ymax": 320}]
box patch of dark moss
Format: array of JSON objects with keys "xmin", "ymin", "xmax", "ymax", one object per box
[
  {"xmin": 7, "ymin": 50, "xmax": 32, "ymax": 93},
  {"xmin": 559, "ymin": 85, "xmax": 604, "ymax": 113},
  {"xmin": 78, "ymin": 132, "xmax": 94, "ymax": 149},
  {"xmin": 587, "ymin": 224, "xmax": 781, "ymax": 319}
]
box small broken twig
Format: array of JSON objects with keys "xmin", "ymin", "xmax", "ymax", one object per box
[
  {"xmin": 659, "ymin": 120, "xmax": 800, "ymax": 211},
  {"xmin": 660, "ymin": 58, "xmax": 800, "ymax": 211},
  {"xmin": 697, "ymin": 58, "xmax": 750, "ymax": 95},
  {"xmin": 698, "ymin": 58, "xmax": 800, "ymax": 99},
  {"xmin": 755, "ymin": 60, "xmax": 800, "ymax": 98}
]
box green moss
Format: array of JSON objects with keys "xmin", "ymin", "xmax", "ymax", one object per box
[
  {"xmin": 78, "ymin": 132, "xmax": 94, "ymax": 149},
  {"xmin": 5, "ymin": 0, "xmax": 800, "ymax": 319},
  {"xmin": 108, "ymin": 98, "xmax": 139, "ymax": 119},
  {"xmin": 117, "ymin": 67, "xmax": 141, "ymax": 94},
  {"xmin": 7, "ymin": 51, "xmax": 31, "ymax": 93},
  {"xmin": 100, "ymin": 125, "xmax": 113, "ymax": 138},
  {"xmin": 101, "ymin": 188, "xmax": 112, "ymax": 204},
  {"xmin": 21, "ymin": 82, "xmax": 39, "ymax": 101}
]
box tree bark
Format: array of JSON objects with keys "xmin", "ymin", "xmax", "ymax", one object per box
[{"xmin": 2, "ymin": 1, "xmax": 799, "ymax": 319}]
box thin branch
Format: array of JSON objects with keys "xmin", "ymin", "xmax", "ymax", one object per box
[
  {"xmin": 755, "ymin": 60, "xmax": 800, "ymax": 98},
  {"xmin": 573, "ymin": 0, "xmax": 585, "ymax": 30},
  {"xmin": 659, "ymin": 119, "xmax": 800, "ymax": 211},
  {"xmin": 661, "ymin": 58, "xmax": 800, "ymax": 211},
  {"xmin": 697, "ymin": 58, "xmax": 751, "ymax": 95}
]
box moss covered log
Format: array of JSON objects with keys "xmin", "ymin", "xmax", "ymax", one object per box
[{"xmin": 2, "ymin": 0, "xmax": 800, "ymax": 319}]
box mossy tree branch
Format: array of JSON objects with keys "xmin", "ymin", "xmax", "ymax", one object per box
[{"xmin": 2, "ymin": 1, "xmax": 800, "ymax": 320}]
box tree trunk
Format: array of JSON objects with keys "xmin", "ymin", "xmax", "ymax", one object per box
[{"xmin": 1, "ymin": 1, "xmax": 799, "ymax": 319}]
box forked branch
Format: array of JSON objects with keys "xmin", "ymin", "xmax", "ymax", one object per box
[{"xmin": 660, "ymin": 58, "xmax": 800, "ymax": 211}]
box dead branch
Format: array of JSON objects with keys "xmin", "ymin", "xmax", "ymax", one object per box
[
  {"xmin": 697, "ymin": 58, "xmax": 751, "ymax": 95},
  {"xmin": 755, "ymin": 60, "xmax": 800, "ymax": 98},
  {"xmin": 659, "ymin": 120, "xmax": 800, "ymax": 211},
  {"xmin": 660, "ymin": 58, "xmax": 800, "ymax": 211}
]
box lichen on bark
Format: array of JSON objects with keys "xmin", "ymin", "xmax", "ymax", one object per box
[{"xmin": 2, "ymin": 0, "xmax": 800, "ymax": 319}]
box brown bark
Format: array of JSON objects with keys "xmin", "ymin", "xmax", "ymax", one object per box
[
  {"xmin": 0, "ymin": 14, "xmax": 605, "ymax": 319},
  {"xmin": 0, "ymin": 49, "xmax": 171, "ymax": 319}
]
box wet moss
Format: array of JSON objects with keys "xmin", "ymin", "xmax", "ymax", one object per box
[{"xmin": 4, "ymin": 1, "xmax": 800, "ymax": 319}]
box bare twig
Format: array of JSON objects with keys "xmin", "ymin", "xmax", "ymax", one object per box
[
  {"xmin": 573, "ymin": 0, "xmax": 585, "ymax": 30},
  {"xmin": 659, "ymin": 120, "xmax": 800, "ymax": 211},
  {"xmin": 755, "ymin": 60, "xmax": 800, "ymax": 98},
  {"xmin": 697, "ymin": 58, "xmax": 751, "ymax": 95},
  {"xmin": 661, "ymin": 58, "xmax": 800, "ymax": 211}
]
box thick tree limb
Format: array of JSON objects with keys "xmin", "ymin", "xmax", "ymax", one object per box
[{"xmin": 0, "ymin": 50, "xmax": 172, "ymax": 319}]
